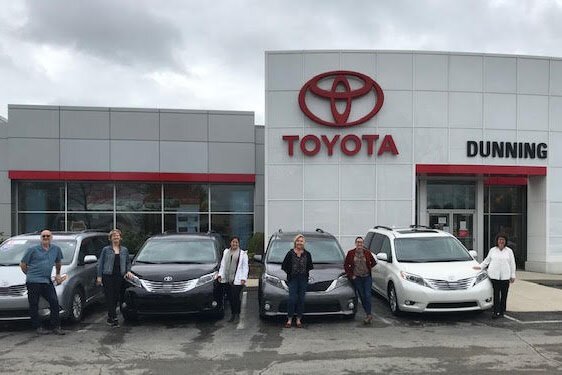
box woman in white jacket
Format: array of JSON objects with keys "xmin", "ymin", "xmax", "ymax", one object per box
[
  {"xmin": 217, "ymin": 236, "xmax": 249, "ymax": 323},
  {"xmin": 473, "ymin": 233, "xmax": 516, "ymax": 319}
]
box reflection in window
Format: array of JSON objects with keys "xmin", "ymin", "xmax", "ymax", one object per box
[
  {"xmin": 116, "ymin": 184, "xmax": 161, "ymax": 211},
  {"xmin": 67, "ymin": 213, "xmax": 113, "ymax": 232},
  {"xmin": 488, "ymin": 187, "xmax": 523, "ymax": 213},
  {"xmin": 18, "ymin": 182, "xmax": 64, "ymax": 211},
  {"xmin": 427, "ymin": 182, "xmax": 475, "ymax": 210},
  {"xmin": 211, "ymin": 185, "xmax": 254, "ymax": 212},
  {"xmin": 211, "ymin": 214, "xmax": 253, "ymax": 249},
  {"xmin": 18, "ymin": 213, "xmax": 65, "ymax": 233},
  {"xmin": 164, "ymin": 184, "xmax": 208, "ymax": 212},
  {"xmin": 116, "ymin": 213, "xmax": 162, "ymax": 253},
  {"xmin": 164, "ymin": 213, "xmax": 209, "ymax": 234},
  {"xmin": 68, "ymin": 183, "xmax": 113, "ymax": 211}
]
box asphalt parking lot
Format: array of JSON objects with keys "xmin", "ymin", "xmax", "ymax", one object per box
[{"xmin": 2, "ymin": 289, "xmax": 562, "ymax": 374}]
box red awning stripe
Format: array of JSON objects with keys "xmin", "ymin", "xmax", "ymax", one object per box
[
  {"xmin": 416, "ymin": 164, "xmax": 546, "ymax": 176},
  {"xmin": 8, "ymin": 171, "xmax": 255, "ymax": 183}
]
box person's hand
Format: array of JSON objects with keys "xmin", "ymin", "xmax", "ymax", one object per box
[
  {"xmin": 351, "ymin": 275, "xmax": 356, "ymax": 280},
  {"xmin": 472, "ymin": 266, "xmax": 481, "ymax": 270},
  {"xmin": 96, "ymin": 277, "xmax": 102, "ymax": 286},
  {"xmin": 125, "ymin": 272, "xmax": 133, "ymax": 280},
  {"xmin": 216, "ymin": 275, "xmax": 222, "ymax": 282},
  {"xmin": 54, "ymin": 275, "xmax": 63, "ymax": 285},
  {"xmin": 241, "ymin": 279, "xmax": 246, "ymax": 286},
  {"xmin": 510, "ymin": 278, "xmax": 515, "ymax": 284}
]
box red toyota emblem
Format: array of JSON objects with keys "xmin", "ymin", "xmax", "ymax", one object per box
[{"xmin": 298, "ymin": 70, "xmax": 384, "ymax": 127}]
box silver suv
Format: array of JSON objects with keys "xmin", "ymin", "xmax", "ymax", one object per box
[{"xmin": 0, "ymin": 231, "xmax": 109, "ymax": 322}]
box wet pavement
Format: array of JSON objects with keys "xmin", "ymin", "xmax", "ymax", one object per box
[{"xmin": 1, "ymin": 289, "xmax": 562, "ymax": 374}]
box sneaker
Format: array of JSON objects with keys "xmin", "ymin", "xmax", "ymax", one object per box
[
  {"xmin": 52, "ymin": 327, "xmax": 66, "ymax": 336},
  {"xmin": 111, "ymin": 319, "xmax": 120, "ymax": 327},
  {"xmin": 106, "ymin": 318, "xmax": 114, "ymax": 326},
  {"xmin": 36, "ymin": 327, "xmax": 50, "ymax": 335},
  {"xmin": 227, "ymin": 314, "xmax": 238, "ymax": 323}
]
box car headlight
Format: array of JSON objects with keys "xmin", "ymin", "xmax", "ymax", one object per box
[
  {"xmin": 127, "ymin": 274, "xmax": 145, "ymax": 289},
  {"xmin": 264, "ymin": 273, "xmax": 288, "ymax": 291},
  {"xmin": 473, "ymin": 271, "xmax": 488, "ymax": 286},
  {"xmin": 196, "ymin": 272, "xmax": 216, "ymax": 287},
  {"xmin": 400, "ymin": 271, "xmax": 431, "ymax": 288},
  {"xmin": 326, "ymin": 275, "xmax": 350, "ymax": 292}
]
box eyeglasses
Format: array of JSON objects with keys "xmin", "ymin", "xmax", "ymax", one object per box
[{"xmin": 41, "ymin": 235, "xmax": 51, "ymax": 238}]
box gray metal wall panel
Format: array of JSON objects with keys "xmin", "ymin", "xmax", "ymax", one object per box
[
  {"xmin": 160, "ymin": 141, "xmax": 208, "ymax": 173},
  {"xmin": 61, "ymin": 139, "xmax": 110, "ymax": 171},
  {"xmin": 255, "ymin": 126, "xmax": 265, "ymax": 144},
  {"xmin": 0, "ymin": 204, "xmax": 10, "ymax": 238},
  {"xmin": 110, "ymin": 140, "xmax": 159, "ymax": 172},
  {"xmin": 8, "ymin": 108, "xmax": 59, "ymax": 138},
  {"xmin": 254, "ymin": 205, "xmax": 264, "ymax": 232},
  {"xmin": 255, "ymin": 144, "xmax": 264, "ymax": 175},
  {"xmin": 208, "ymin": 143, "xmax": 255, "ymax": 174},
  {"xmin": 209, "ymin": 114, "xmax": 255, "ymax": 143},
  {"xmin": 0, "ymin": 172, "xmax": 9, "ymax": 204},
  {"xmin": 8, "ymin": 138, "xmax": 60, "ymax": 170},
  {"xmin": 61, "ymin": 109, "xmax": 110, "ymax": 139},
  {"xmin": 254, "ymin": 174, "xmax": 264, "ymax": 205},
  {"xmin": 0, "ymin": 139, "xmax": 7, "ymax": 171},
  {"xmin": 110, "ymin": 111, "xmax": 159, "ymax": 140},
  {"xmin": 160, "ymin": 112, "xmax": 208, "ymax": 142}
]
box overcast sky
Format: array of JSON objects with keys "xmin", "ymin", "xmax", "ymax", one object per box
[{"xmin": 2, "ymin": 0, "xmax": 562, "ymax": 124}]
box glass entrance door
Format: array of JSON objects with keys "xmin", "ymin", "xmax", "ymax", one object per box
[{"xmin": 428, "ymin": 211, "xmax": 475, "ymax": 250}]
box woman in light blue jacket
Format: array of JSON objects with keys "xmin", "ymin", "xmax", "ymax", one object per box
[{"xmin": 96, "ymin": 229, "xmax": 133, "ymax": 327}]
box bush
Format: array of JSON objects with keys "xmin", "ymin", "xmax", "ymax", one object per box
[
  {"xmin": 247, "ymin": 232, "xmax": 264, "ymax": 260},
  {"xmin": 121, "ymin": 230, "xmax": 151, "ymax": 254}
]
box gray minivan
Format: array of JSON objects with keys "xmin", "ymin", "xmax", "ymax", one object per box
[{"xmin": 0, "ymin": 231, "xmax": 108, "ymax": 322}]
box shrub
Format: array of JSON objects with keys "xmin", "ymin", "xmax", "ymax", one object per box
[{"xmin": 247, "ymin": 232, "xmax": 264, "ymax": 260}]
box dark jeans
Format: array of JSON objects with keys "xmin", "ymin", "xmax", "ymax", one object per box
[
  {"xmin": 287, "ymin": 275, "xmax": 308, "ymax": 319},
  {"xmin": 26, "ymin": 282, "xmax": 60, "ymax": 329},
  {"xmin": 352, "ymin": 275, "xmax": 372, "ymax": 315},
  {"xmin": 224, "ymin": 284, "xmax": 244, "ymax": 315},
  {"xmin": 491, "ymin": 279, "xmax": 510, "ymax": 315},
  {"xmin": 102, "ymin": 274, "xmax": 123, "ymax": 320}
]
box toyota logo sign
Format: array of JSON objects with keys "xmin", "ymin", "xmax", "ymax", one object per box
[{"xmin": 298, "ymin": 70, "xmax": 384, "ymax": 127}]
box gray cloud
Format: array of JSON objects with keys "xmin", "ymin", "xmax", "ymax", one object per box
[{"xmin": 18, "ymin": 0, "xmax": 184, "ymax": 70}]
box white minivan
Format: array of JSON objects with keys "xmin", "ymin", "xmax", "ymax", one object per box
[{"xmin": 365, "ymin": 226, "xmax": 493, "ymax": 315}]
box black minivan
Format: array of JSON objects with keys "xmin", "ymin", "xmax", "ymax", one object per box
[{"xmin": 121, "ymin": 233, "xmax": 224, "ymax": 321}]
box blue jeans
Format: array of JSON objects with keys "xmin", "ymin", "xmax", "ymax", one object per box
[
  {"xmin": 287, "ymin": 275, "xmax": 308, "ymax": 319},
  {"xmin": 26, "ymin": 282, "xmax": 60, "ymax": 329},
  {"xmin": 353, "ymin": 275, "xmax": 372, "ymax": 315}
]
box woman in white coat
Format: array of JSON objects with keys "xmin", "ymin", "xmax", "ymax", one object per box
[
  {"xmin": 473, "ymin": 233, "xmax": 516, "ymax": 319},
  {"xmin": 217, "ymin": 236, "xmax": 249, "ymax": 322}
]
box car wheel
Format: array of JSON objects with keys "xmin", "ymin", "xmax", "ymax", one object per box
[
  {"xmin": 388, "ymin": 283, "xmax": 401, "ymax": 316},
  {"xmin": 68, "ymin": 288, "xmax": 85, "ymax": 323},
  {"xmin": 122, "ymin": 307, "xmax": 138, "ymax": 322}
]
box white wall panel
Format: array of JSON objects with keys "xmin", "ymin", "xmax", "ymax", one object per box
[
  {"xmin": 449, "ymin": 128, "xmax": 483, "ymax": 164},
  {"xmin": 340, "ymin": 201, "xmax": 375, "ymax": 235},
  {"xmin": 549, "ymin": 133, "xmax": 562, "ymax": 167},
  {"xmin": 414, "ymin": 128, "xmax": 448, "ymax": 163},
  {"xmin": 551, "ymin": 60, "xmax": 562, "ymax": 96},
  {"xmin": 304, "ymin": 200, "xmax": 338, "ymax": 234},
  {"xmin": 377, "ymin": 164, "xmax": 413, "ymax": 200},
  {"xmin": 341, "ymin": 53, "xmax": 376, "ymax": 77},
  {"xmin": 449, "ymin": 92, "xmax": 483, "ymax": 128},
  {"xmin": 267, "ymin": 53, "xmax": 303, "ymax": 91},
  {"xmin": 449, "ymin": 55, "xmax": 483, "ymax": 92},
  {"xmin": 484, "ymin": 56, "xmax": 517, "ymax": 93},
  {"xmin": 517, "ymin": 58, "xmax": 549, "ymax": 95},
  {"xmin": 518, "ymin": 95, "xmax": 549, "ymax": 131},
  {"xmin": 267, "ymin": 91, "xmax": 304, "ymax": 128},
  {"xmin": 268, "ymin": 201, "xmax": 303, "ymax": 233},
  {"xmin": 303, "ymin": 164, "xmax": 339, "ymax": 199},
  {"xmin": 268, "ymin": 165, "xmax": 303, "ymax": 200},
  {"xmin": 414, "ymin": 54, "xmax": 448, "ymax": 91},
  {"xmin": 376, "ymin": 91, "xmax": 413, "ymax": 127},
  {"xmin": 376, "ymin": 200, "xmax": 413, "ymax": 227},
  {"xmin": 550, "ymin": 96, "xmax": 562, "ymax": 132},
  {"xmin": 377, "ymin": 53, "xmax": 413, "ymax": 90},
  {"xmin": 483, "ymin": 94, "xmax": 516, "ymax": 130},
  {"xmin": 340, "ymin": 164, "xmax": 376, "ymax": 199},
  {"xmin": 304, "ymin": 53, "xmax": 340, "ymax": 79},
  {"xmin": 414, "ymin": 91, "xmax": 447, "ymax": 127}
]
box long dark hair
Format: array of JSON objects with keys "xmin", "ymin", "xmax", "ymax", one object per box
[{"xmin": 495, "ymin": 233, "xmax": 509, "ymax": 247}]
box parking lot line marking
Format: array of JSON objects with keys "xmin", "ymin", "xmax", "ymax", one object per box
[
  {"xmin": 236, "ymin": 290, "xmax": 248, "ymax": 330},
  {"xmin": 504, "ymin": 314, "xmax": 562, "ymax": 324},
  {"xmin": 375, "ymin": 315, "xmax": 392, "ymax": 325},
  {"xmin": 503, "ymin": 314, "xmax": 522, "ymax": 323}
]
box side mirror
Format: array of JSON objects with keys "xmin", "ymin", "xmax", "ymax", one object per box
[
  {"xmin": 376, "ymin": 253, "xmax": 388, "ymax": 262},
  {"xmin": 253, "ymin": 255, "xmax": 262, "ymax": 263},
  {"xmin": 84, "ymin": 255, "xmax": 97, "ymax": 264},
  {"xmin": 469, "ymin": 250, "xmax": 478, "ymax": 259}
]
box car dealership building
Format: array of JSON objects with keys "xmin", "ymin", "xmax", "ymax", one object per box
[{"xmin": 1, "ymin": 50, "xmax": 562, "ymax": 273}]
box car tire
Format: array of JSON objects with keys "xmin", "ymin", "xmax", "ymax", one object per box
[
  {"xmin": 68, "ymin": 288, "xmax": 85, "ymax": 323},
  {"xmin": 388, "ymin": 283, "xmax": 401, "ymax": 316},
  {"xmin": 122, "ymin": 308, "xmax": 138, "ymax": 322}
]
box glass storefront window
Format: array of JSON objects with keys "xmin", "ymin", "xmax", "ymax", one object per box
[
  {"xmin": 211, "ymin": 185, "xmax": 254, "ymax": 212},
  {"xmin": 116, "ymin": 213, "xmax": 162, "ymax": 253},
  {"xmin": 164, "ymin": 184, "xmax": 208, "ymax": 212},
  {"xmin": 68, "ymin": 183, "xmax": 113, "ymax": 211},
  {"xmin": 211, "ymin": 214, "xmax": 253, "ymax": 249},
  {"xmin": 18, "ymin": 213, "xmax": 65, "ymax": 233},
  {"xmin": 488, "ymin": 186, "xmax": 523, "ymax": 213},
  {"xmin": 427, "ymin": 182, "xmax": 475, "ymax": 210},
  {"xmin": 116, "ymin": 184, "xmax": 161, "ymax": 212},
  {"xmin": 67, "ymin": 213, "xmax": 114, "ymax": 232},
  {"xmin": 164, "ymin": 213, "xmax": 209, "ymax": 233},
  {"xmin": 18, "ymin": 182, "xmax": 64, "ymax": 211}
]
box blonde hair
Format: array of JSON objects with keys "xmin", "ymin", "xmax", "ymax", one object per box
[
  {"xmin": 108, "ymin": 229, "xmax": 122, "ymax": 242},
  {"xmin": 293, "ymin": 234, "xmax": 305, "ymax": 248}
]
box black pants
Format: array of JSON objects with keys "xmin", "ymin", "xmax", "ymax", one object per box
[
  {"xmin": 102, "ymin": 274, "xmax": 123, "ymax": 320},
  {"xmin": 27, "ymin": 282, "xmax": 60, "ymax": 329},
  {"xmin": 223, "ymin": 284, "xmax": 243, "ymax": 315},
  {"xmin": 491, "ymin": 279, "xmax": 510, "ymax": 315}
]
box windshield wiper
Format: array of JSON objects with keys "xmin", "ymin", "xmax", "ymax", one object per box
[
  {"xmin": 134, "ymin": 260, "xmax": 158, "ymax": 264},
  {"xmin": 0, "ymin": 263, "xmax": 20, "ymax": 266},
  {"xmin": 398, "ymin": 260, "xmax": 424, "ymax": 263},
  {"xmin": 163, "ymin": 261, "xmax": 205, "ymax": 264}
]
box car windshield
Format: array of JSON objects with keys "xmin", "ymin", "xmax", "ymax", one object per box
[
  {"xmin": 394, "ymin": 237, "xmax": 473, "ymax": 263},
  {"xmin": 0, "ymin": 239, "xmax": 77, "ymax": 266},
  {"xmin": 266, "ymin": 238, "xmax": 344, "ymax": 264},
  {"xmin": 135, "ymin": 239, "xmax": 217, "ymax": 264}
]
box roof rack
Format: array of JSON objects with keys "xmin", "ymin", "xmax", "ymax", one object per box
[
  {"xmin": 315, "ymin": 228, "xmax": 324, "ymax": 233},
  {"xmin": 374, "ymin": 225, "xmax": 393, "ymax": 231},
  {"xmin": 409, "ymin": 225, "xmax": 431, "ymax": 229}
]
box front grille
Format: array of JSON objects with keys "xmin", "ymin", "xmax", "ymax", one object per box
[
  {"xmin": 425, "ymin": 277, "xmax": 475, "ymax": 291},
  {"xmin": 0, "ymin": 284, "xmax": 27, "ymax": 297},
  {"xmin": 142, "ymin": 279, "xmax": 196, "ymax": 293},
  {"xmin": 279, "ymin": 301, "xmax": 341, "ymax": 313},
  {"xmin": 0, "ymin": 309, "xmax": 29, "ymax": 318},
  {"xmin": 427, "ymin": 302, "xmax": 478, "ymax": 309},
  {"xmin": 306, "ymin": 281, "xmax": 333, "ymax": 292}
]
